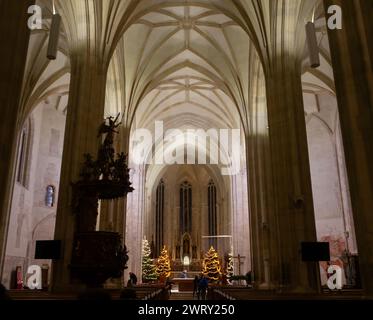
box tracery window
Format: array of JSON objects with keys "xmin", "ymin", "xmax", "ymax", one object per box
[
  {"xmin": 155, "ymin": 179, "xmax": 165, "ymax": 256},
  {"xmin": 208, "ymin": 180, "xmax": 217, "ymax": 248},
  {"xmin": 16, "ymin": 119, "xmax": 31, "ymax": 187},
  {"xmin": 179, "ymin": 181, "xmax": 192, "ymax": 234},
  {"xmin": 45, "ymin": 185, "xmax": 55, "ymax": 207}
]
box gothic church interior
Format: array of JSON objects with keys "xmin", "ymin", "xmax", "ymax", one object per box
[{"xmin": 0, "ymin": 0, "xmax": 372, "ymax": 301}]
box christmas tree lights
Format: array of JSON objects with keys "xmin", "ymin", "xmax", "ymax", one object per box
[
  {"xmin": 142, "ymin": 238, "xmax": 157, "ymax": 282},
  {"xmin": 156, "ymin": 246, "xmax": 171, "ymax": 279},
  {"xmin": 203, "ymin": 246, "xmax": 222, "ymax": 281}
]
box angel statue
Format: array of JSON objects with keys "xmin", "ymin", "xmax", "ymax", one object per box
[
  {"xmin": 97, "ymin": 114, "xmax": 122, "ymax": 178},
  {"xmin": 98, "ymin": 113, "xmax": 122, "ymax": 148}
]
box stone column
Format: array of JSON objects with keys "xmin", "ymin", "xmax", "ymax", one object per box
[
  {"xmin": 52, "ymin": 57, "xmax": 109, "ymax": 291},
  {"xmin": 324, "ymin": 0, "xmax": 373, "ymax": 295},
  {"xmin": 245, "ymin": 54, "xmax": 277, "ymax": 289},
  {"xmin": 265, "ymin": 61, "xmax": 319, "ymax": 293},
  {"xmin": 0, "ymin": 0, "xmax": 34, "ymax": 276},
  {"xmin": 246, "ymin": 133, "xmax": 276, "ymax": 289}
]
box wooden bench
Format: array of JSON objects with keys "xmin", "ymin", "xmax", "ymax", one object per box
[
  {"xmin": 209, "ymin": 286, "xmax": 366, "ymax": 300},
  {"xmin": 8, "ymin": 285, "xmax": 170, "ymax": 300}
]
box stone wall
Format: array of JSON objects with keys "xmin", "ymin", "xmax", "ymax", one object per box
[
  {"xmin": 305, "ymin": 91, "xmax": 357, "ymax": 285},
  {"xmin": 2, "ymin": 101, "xmax": 66, "ymax": 288}
]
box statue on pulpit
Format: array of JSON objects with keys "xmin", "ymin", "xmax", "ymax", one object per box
[{"xmin": 98, "ymin": 114, "xmax": 121, "ymax": 149}]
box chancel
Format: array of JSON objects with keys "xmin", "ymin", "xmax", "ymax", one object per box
[{"xmin": 0, "ymin": 0, "xmax": 373, "ymax": 302}]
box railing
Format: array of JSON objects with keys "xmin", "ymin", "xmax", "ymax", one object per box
[
  {"xmin": 137, "ymin": 284, "xmax": 171, "ymax": 300},
  {"xmin": 207, "ymin": 287, "xmax": 237, "ymax": 300},
  {"xmin": 212, "ymin": 288, "xmax": 236, "ymax": 300},
  {"xmin": 8, "ymin": 284, "xmax": 171, "ymax": 300}
]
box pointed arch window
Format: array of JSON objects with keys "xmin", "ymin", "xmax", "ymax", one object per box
[
  {"xmin": 208, "ymin": 180, "xmax": 217, "ymax": 248},
  {"xmin": 180, "ymin": 181, "xmax": 192, "ymax": 234},
  {"xmin": 45, "ymin": 185, "xmax": 55, "ymax": 207},
  {"xmin": 155, "ymin": 179, "xmax": 165, "ymax": 256},
  {"xmin": 16, "ymin": 119, "xmax": 32, "ymax": 187}
]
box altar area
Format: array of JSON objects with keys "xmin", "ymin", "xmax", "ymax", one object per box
[
  {"xmin": 170, "ymin": 271, "xmax": 200, "ymax": 292},
  {"xmin": 171, "ymin": 278, "xmax": 195, "ymax": 292}
]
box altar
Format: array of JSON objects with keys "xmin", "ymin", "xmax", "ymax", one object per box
[{"xmin": 172, "ymin": 278, "xmax": 195, "ymax": 292}]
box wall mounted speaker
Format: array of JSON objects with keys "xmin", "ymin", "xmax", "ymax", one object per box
[
  {"xmin": 301, "ymin": 241, "xmax": 330, "ymax": 261},
  {"xmin": 305, "ymin": 21, "xmax": 320, "ymax": 68},
  {"xmin": 47, "ymin": 13, "xmax": 61, "ymax": 60},
  {"xmin": 35, "ymin": 240, "xmax": 61, "ymax": 260}
]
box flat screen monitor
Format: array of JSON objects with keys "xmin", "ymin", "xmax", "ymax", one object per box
[
  {"xmin": 35, "ymin": 240, "xmax": 61, "ymax": 260},
  {"xmin": 301, "ymin": 242, "xmax": 330, "ymax": 262}
]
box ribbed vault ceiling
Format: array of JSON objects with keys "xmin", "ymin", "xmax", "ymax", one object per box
[
  {"xmin": 107, "ymin": 2, "xmax": 259, "ymax": 132},
  {"xmin": 16, "ymin": 0, "xmax": 340, "ymax": 187},
  {"xmin": 21, "ymin": 0, "xmax": 334, "ymax": 140}
]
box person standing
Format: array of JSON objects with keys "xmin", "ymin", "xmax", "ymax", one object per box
[
  {"xmin": 198, "ymin": 275, "xmax": 208, "ymax": 300},
  {"xmin": 193, "ymin": 275, "xmax": 199, "ymax": 298},
  {"xmin": 0, "ymin": 283, "xmax": 11, "ymax": 300},
  {"xmin": 129, "ymin": 272, "xmax": 138, "ymax": 286},
  {"xmin": 245, "ymin": 271, "xmax": 252, "ymax": 286}
]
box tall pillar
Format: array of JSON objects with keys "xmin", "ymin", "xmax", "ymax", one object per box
[
  {"xmin": 0, "ymin": 0, "xmax": 34, "ymax": 276},
  {"xmin": 265, "ymin": 61, "xmax": 319, "ymax": 292},
  {"xmin": 324, "ymin": 0, "xmax": 373, "ymax": 295},
  {"xmin": 50, "ymin": 0, "xmax": 139, "ymax": 291},
  {"xmin": 52, "ymin": 58, "xmax": 109, "ymax": 291},
  {"xmin": 245, "ymin": 54, "xmax": 277, "ymax": 289},
  {"xmin": 236, "ymin": 0, "xmax": 320, "ymax": 292},
  {"xmin": 247, "ymin": 133, "xmax": 276, "ymax": 289}
]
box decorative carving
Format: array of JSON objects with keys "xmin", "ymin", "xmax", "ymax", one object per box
[
  {"xmin": 72, "ymin": 114, "xmax": 134, "ymax": 232},
  {"xmin": 74, "ymin": 192, "xmax": 99, "ymax": 233},
  {"xmin": 71, "ymin": 232, "xmax": 129, "ymax": 288}
]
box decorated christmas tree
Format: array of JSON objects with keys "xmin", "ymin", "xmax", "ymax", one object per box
[
  {"xmin": 156, "ymin": 246, "xmax": 171, "ymax": 280},
  {"xmin": 142, "ymin": 238, "xmax": 157, "ymax": 282},
  {"xmin": 203, "ymin": 246, "xmax": 222, "ymax": 281},
  {"xmin": 226, "ymin": 251, "xmax": 234, "ymax": 283}
]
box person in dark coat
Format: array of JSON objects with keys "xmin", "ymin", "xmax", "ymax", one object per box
[
  {"xmin": 129, "ymin": 272, "xmax": 138, "ymax": 285},
  {"xmin": 198, "ymin": 276, "xmax": 208, "ymax": 300},
  {"xmin": 193, "ymin": 275, "xmax": 199, "ymax": 298},
  {"xmin": 245, "ymin": 271, "xmax": 252, "ymax": 286},
  {"xmin": 0, "ymin": 283, "xmax": 11, "ymax": 300}
]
